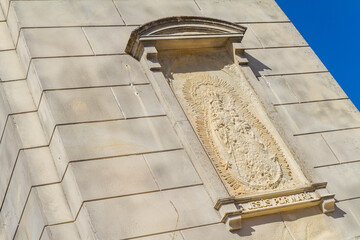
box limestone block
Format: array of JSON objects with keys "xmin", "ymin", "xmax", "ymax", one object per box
[
  {"xmin": 0, "ymin": 6, "xmax": 4, "ymax": 21},
  {"xmin": 249, "ymin": 23, "xmax": 307, "ymax": 48},
  {"xmin": 0, "ymin": 212, "xmax": 13, "ymax": 240},
  {"xmin": 15, "ymin": 184, "xmax": 73, "ymax": 240},
  {"xmin": 111, "ymin": 85, "xmax": 165, "ymax": 118},
  {"xmin": 0, "ymin": 50, "xmax": 26, "ymax": 81},
  {"xmin": 281, "ymin": 206, "xmax": 341, "ymax": 240},
  {"xmin": 49, "ymin": 128, "xmax": 70, "ymax": 178},
  {"xmin": 1, "ymin": 80, "xmax": 36, "ymax": 113},
  {"xmin": 260, "ymin": 72, "xmax": 347, "ymax": 105},
  {"xmin": 246, "ymin": 47, "xmax": 327, "ymax": 77},
  {"xmin": 322, "ymin": 129, "xmax": 360, "ymax": 163},
  {"xmin": 276, "ymin": 100, "xmax": 360, "ymax": 134},
  {"xmin": 84, "ymin": 185, "xmax": 219, "ymax": 239},
  {"xmin": 0, "ymin": 22, "xmax": 14, "ymax": 50},
  {"xmin": 14, "ymin": 190, "xmax": 46, "ymax": 240},
  {"xmin": 315, "ymin": 162, "xmax": 360, "ymax": 200},
  {"xmin": 293, "ymin": 134, "xmax": 339, "ymax": 168},
  {"xmin": 236, "ymin": 214, "xmax": 293, "ymax": 240},
  {"xmin": 328, "ymin": 199, "xmax": 360, "ymax": 239},
  {"xmin": 137, "ymin": 232, "xmax": 183, "ymax": 240},
  {"xmin": 181, "ymin": 223, "xmax": 239, "ymax": 240},
  {"xmin": 37, "ymin": 96, "xmax": 55, "ymax": 143},
  {"xmin": 0, "ymin": 147, "xmax": 58, "ymax": 240},
  {"xmin": 61, "ymin": 166, "xmax": 82, "ymax": 217},
  {"xmin": 53, "ymin": 117, "xmax": 182, "ymax": 161},
  {"xmin": 144, "ymin": 150, "xmax": 202, "ymax": 190},
  {"xmin": 0, "ymin": 120, "xmax": 20, "ymax": 206},
  {"xmin": 75, "ymin": 205, "xmax": 97, "ymax": 240},
  {"xmin": 11, "ymin": 112, "xmax": 47, "ymax": 148},
  {"xmin": 259, "ymin": 75, "xmax": 298, "ymax": 105},
  {"xmin": 36, "ymin": 184, "xmax": 73, "ymax": 224},
  {"xmin": 342, "ymin": 198, "xmax": 360, "ymax": 228},
  {"xmin": 69, "ymin": 155, "xmax": 158, "ymax": 200},
  {"xmin": 26, "ymin": 64, "xmax": 43, "ymax": 106},
  {"xmin": 235, "ymin": 24, "xmax": 262, "ymax": 49},
  {"xmin": 23, "ymin": 147, "xmax": 60, "ymax": 185},
  {"xmin": 0, "ymin": 151, "xmax": 31, "ymax": 240},
  {"xmin": 39, "ymin": 88, "xmax": 124, "ymax": 140},
  {"xmin": 0, "ymin": 0, "xmax": 9, "ymax": 19},
  {"xmin": 84, "ymin": 192, "xmax": 178, "ymax": 240},
  {"xmin": 196, "ymin": 0, "xmax": 288, "ymax": 23},
  {"xmin": 8, "ymin": 0, "xmax": 124, "ymax": 41},
  {"xmin": 41, "ymin": 223, "xmax": 82, "ymax": 240},
  {"xmin": 189, "ymin": 214, "xmax": 291, "ymax": 240},
  {"xmin": 18, "ymin": 28, "xmax": 93, "ymax": 69},
  {"xmin": 0, "ymin": 84, "xmax": 10, "ymax": 134},
  {"xmin": 83, "ymin": 26, "xmax": 136, "ymax": 55},
  {"xmin": 174, "ymin": 120, "xmax": 230, "ymax": 201},
  {"xmin": 28, "ymin": 55, "xmax": 149, "ymax": 105},
  {"xmin": 114, "ymin": 0, "xmax": 202, "ymax": 25}
]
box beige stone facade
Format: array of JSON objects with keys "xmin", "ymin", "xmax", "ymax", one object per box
[{"xmin": 0, "ymin": 0, "xmax": 359, "ymax": 239}]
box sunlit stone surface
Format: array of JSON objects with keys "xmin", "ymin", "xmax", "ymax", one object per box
[{"xmin": 0, "ymin": 0, "xmax": 358, "ymax": 239}]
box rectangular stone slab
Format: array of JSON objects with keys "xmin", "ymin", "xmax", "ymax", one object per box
[{"xmin": 55, "ymin": 116, "xmax": 182, "ymax": 161}]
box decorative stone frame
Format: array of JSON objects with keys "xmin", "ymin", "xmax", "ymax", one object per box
[{"xmin": 125, "ymin": 16, "xmax": 335, "ymax": 231}]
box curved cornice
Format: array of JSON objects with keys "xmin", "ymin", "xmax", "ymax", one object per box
[{"xmin": 126, "ymin": 16, "xmax": 247, "ymax": 59}]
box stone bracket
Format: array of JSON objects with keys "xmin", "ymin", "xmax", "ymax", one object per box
[{"xmin": 216, "ymin": 182, "xmax": 335, "ymax": 231}]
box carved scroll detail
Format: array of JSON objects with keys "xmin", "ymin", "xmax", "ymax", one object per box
[{"xmin": 181, "ymin": 73, "xmax": 295, "ymax": 195}]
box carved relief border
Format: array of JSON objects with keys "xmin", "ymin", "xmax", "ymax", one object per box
[{"xmin": 125, "ymin": 16, "xmax": 335, "ymax": 231}]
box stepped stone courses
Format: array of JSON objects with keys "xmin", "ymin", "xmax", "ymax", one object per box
[{"xmin": 0, "ymin": 0, "xmax": 359, "ymax": 239}]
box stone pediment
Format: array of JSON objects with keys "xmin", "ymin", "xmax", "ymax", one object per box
[{"xmin": 126, "ymin": 16, "xmax": 247, "ymax": 59}]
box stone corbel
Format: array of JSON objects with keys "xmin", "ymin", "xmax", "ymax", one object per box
[{"xmin": 215, "ymin": 182, "xmax": 335, "ymax": 231}]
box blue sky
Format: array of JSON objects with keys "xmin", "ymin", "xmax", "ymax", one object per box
[{"xmin": 275, "ymin": 0, "xmax": 360, "ymax": 110}]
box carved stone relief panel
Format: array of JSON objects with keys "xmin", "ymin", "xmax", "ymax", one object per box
[
  {"xmin": 125, "ymin": 16, "xmax": 335, "ymax": 231},
  {"xmin": 160, "ymin": 51, "xmax": 307, "ymax": 196}
]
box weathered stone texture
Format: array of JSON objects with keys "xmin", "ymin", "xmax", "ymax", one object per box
[
  {"xmin": 0, "ymin": 0, "xmax": 359, "ymax": 239},
  {"xmin": 322, "ymin": 129, "xmax": 360, "ymax": 163},
  {"xmin": 52, "ymin": 117, "xmax": 182, "ymax": 162},
  {"xmin": 0, "ymin": 50, "xmax": 26, "ymax": 81},
  {"xmin": 111, "ymin": 85, "xmax": 166, "ymax": 118},
  {"xmin": 144, "ymin": 150, "xmax": 202, "ymax": 190},
  {"xmin": 247, "ymin": 22, "xmax": 307, "ymax": 48},
  {"xmin": 84, "ymin": 186, "xmax": 219, "ymax": 239},
  {"xmin": 247, "ymin": 47, "xmax": 327, "ymax": 77},
  {"xmin": 69, "ymin": 155, "xmax": 159, "ymax": 200},
  {"xmin": 28, "ymin": 55, "xmax": 149, "ymax": 105},
  {"xmin": 196, "ymin": 0, "xmax": 288, "ymax": 22},
  {"xmin": 0, "ymin": 7, "xmax": 4, "ymax": 21},
  {"xmin": 260, "ymin": 72, "xmax": 347, "ymax": 105},
  {"xmin": 83, "ymin": 26, "xmax": 136, "ymax": 55},
  {"xmin": 0, "ymin": 22, "xmax": 13, "ymax": 50},
  {"xmin": 8, "ymin": 0, "xmax": 124, "ymax": 41},
  {"xmin": 315, "ymin": 162, "xmax": 360, "ymax": 201},
  {"xmin": 114, "ymin": 0, "xmax": 202, "ymax": 25},
  {"xmin": 1, "ymin": 80, "xmax": 36, "ymax": 113},
  {"xmin": 276, "ymin": 99, "xmax": 360, "ymax": 134},
  {"xmin": 18, "ymin": 28, "xmax": 93, "ymax": 69}
]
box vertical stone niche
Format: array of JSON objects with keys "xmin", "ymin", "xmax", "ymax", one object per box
[{"xmin": 125, "ymin": 16, "xmax": 335, "ymax": 231}]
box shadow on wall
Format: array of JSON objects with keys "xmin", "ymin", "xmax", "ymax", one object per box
[
  {"xmin": 245, "ymin": 52, "xmax": 272, "ymax": 77},
  {"xmin": 231, "ymin": 205, "xmax": 346, "ymax": 238}
]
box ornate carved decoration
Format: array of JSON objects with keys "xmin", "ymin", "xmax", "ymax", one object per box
[
  {"xmin": 184, "ymin": 75, "xmax": 287, "ymax": 194},
  {"xmin": 125, "ymin": 16, "xmax": 246, "ymax": 59},
  {"xmin": 126, "ymin": 16, "xmax": 336, "ymax": 231},
  {"xmin": 167, "ymin": 55, "xmax": 301, "ymax": 196}
]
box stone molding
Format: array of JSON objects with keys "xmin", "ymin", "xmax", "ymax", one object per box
[
  {"xmin": 125, "ymin": 16, "xmax": 246, "ymax": 60},
  {"xmin": 125, "ymin": 16, "xmax": 335, "ymax": 232}
]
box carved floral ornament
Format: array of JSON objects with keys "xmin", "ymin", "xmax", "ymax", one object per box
[{"xmin": 126, "ymin": 16, "xmax": 335, "ymax": 231}]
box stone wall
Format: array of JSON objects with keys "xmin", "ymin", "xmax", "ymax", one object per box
[{"xmin": 0, "ymin": 0, "xmax": 359, "ymax": 239}]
